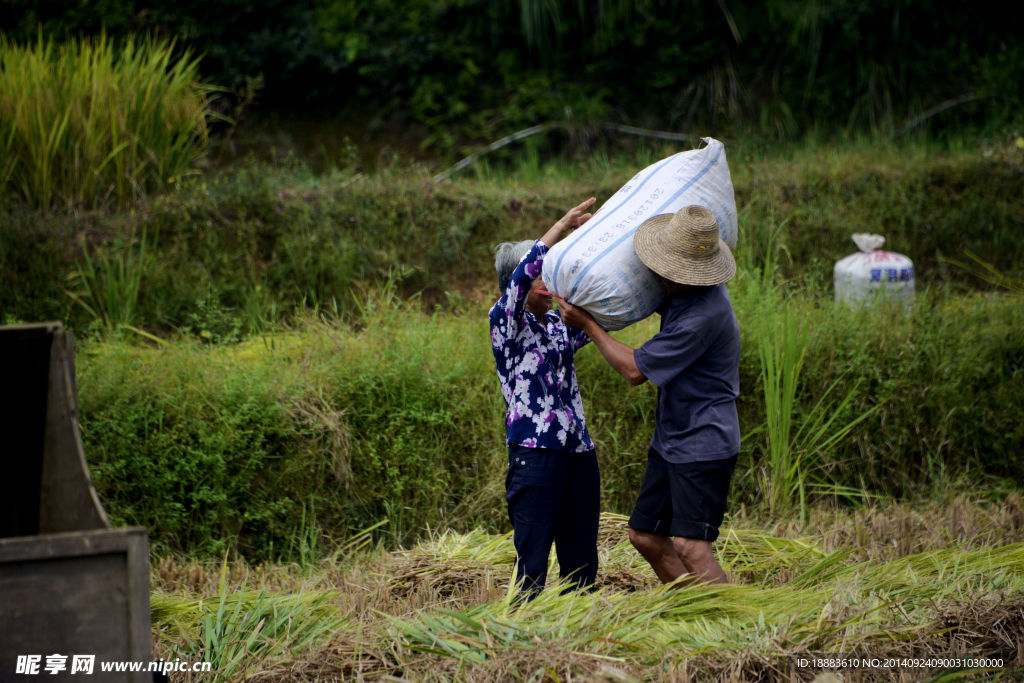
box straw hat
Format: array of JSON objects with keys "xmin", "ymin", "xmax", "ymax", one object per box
[{"xmin": 633, "ymin": 205, "xmax": 736, "ymax": 286}]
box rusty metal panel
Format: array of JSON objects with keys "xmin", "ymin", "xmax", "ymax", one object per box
[
  {"xmin": 39, "ymin": 328, "xmax": 109, "ymax": 533},
  {"xmin": 0, "ymin": 528, "xmax": 152, "ymax": 683},
  {"xmin": 0, "ymin": 323, "xmax": 108, "ymax": 536},
  {"xmin": 0, "ymin": 323, "xmax": 151, "ymax": 682}
]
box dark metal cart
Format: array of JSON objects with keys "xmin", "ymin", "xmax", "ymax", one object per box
[{"xmin": 1, "ymin": 323, "xmax": 152, "ymax": 682}]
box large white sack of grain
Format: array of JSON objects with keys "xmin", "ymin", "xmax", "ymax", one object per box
[
  {"xmin": 834, "ymin": 233, "xmax": 915, "ymax": 306},
  {"xmin": 542, "ymin": 138, "xmax": 737, "ymax": 330}
]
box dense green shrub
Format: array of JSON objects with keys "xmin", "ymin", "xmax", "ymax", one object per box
[
  {"xmin": 2, "ymin": 142, "xmax": 1022, "ymax": 331},
  {"xmin": 77, "ymin": 280, "xmax": 1024, "ymax": 558},
  {"xmin": 2, "ymin": 1, "xmax": 1022, "ymax": 141}
]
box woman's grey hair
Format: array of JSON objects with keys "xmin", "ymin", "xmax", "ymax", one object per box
[{"xmin": 494, "ymin": 240, "xmax": 537, "ymax": 293}]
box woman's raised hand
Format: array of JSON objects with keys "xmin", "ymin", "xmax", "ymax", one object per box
[
  {"xmin": 541, "ymin": 197, "xmax": 596, "ymax": 247},
  {"xmin": 556, "ymin": 197, "xmax": 596, "ymax": 233}
]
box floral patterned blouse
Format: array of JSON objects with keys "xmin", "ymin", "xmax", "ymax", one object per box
[{"xmin": 488, "ymin": 240, "xmax": 595, "ymax": 453}]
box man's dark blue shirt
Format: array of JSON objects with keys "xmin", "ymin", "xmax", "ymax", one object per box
[{"xmin": 633, "ymin": 284, "xmax": 741, "ymax": 463}]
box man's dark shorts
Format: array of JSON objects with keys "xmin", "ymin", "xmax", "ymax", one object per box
[{"xmin": 628, "ymin": 447, "xmax": 737, "ymax": 541}]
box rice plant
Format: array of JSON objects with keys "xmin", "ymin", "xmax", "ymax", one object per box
[
  {"xmin": 757, "ymin": 305, "xmax": 879, "ymax": 520},
  {"xmin": 0, "ymin": 117, "xmax": 15, "ymax": 191},
  {"xmin": 942, "ymin": 251, "xmax": 1024, "ymax": 295},
  {"xmin": 153, "ymin": 559, "xmax": 343, "ymax": 681},
  {"xmin": 377, "ymin": 523, "xmax": 1024, "ymax": 680},
  {"xmin": 147, "ymin": 501, "xmax": 1024, "ymax": 681},
  {"xmin": 0, "ymin": 32, "xmax": 216, "ymax": 211},
  {"xmin": 66, "ymin": 229, "xmax": 153, "ymax": 335}
]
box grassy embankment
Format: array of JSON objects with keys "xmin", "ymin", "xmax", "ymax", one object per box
[
  {"xmin": 77, "ymin": 266, "xmax": 1024, "ymax": 559},
  {"xmin": 4, "ymin": 138, "xmax": 1024, "ymax": 329},
  {"xmin": 38, "ymin": 140, "xmax": 1020, "ymax": 559}
]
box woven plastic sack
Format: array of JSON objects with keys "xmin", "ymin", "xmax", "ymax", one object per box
[
  {"xmin": 834, "ymin": 234, "xmax": 915, "ymax": 305},
  {"xmin": 542, "ymin": 138, "xmax": 737, "ymax": 330}
]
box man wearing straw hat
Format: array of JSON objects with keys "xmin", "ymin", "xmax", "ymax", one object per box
[{"xmin": 560, "ymin": 205, "xmax": 739, "ymax": 585}]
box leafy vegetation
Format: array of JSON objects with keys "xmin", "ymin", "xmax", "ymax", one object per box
[
  {"xmin": 756, "ymin": 304, "xmax": 878, "ymax": 521},
  {"xmin": 66, "ymin": 229, "xmax": 154, "ymax": 336},
  {"xmin": 2, "ymin": 2, "xmax": 1022, "ymax": 145},
  {"xmin": 2, "ymin": 138, "xmax": 1023, "ymax": 332},
  {"xmin": 0, "ymin": 133, "xmax": 1020, "ymax": 559},
  {"xmin": 0, "ymin": 33, "xmax": 215, "ymax": 211},
  {"xmin": 3, "ymin": 6, "xmax": 1021, "ymax": 680},
  {"xmin": 74, "ymin": 268, "xmax": 1024, "ymax": 558}
]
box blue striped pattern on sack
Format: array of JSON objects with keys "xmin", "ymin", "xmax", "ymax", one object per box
[
  {"xmin": 549, "ymin": 152, "xmax": 684, "ymax": 292},
  {"xmin": 568, "ymin": 143, "xmax": 724, "ymax": 299}
]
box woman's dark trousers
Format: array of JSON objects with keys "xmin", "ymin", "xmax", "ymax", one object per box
[{"xmin": 505, "ymin": 445, "xmax": 600, "ymax": 600}]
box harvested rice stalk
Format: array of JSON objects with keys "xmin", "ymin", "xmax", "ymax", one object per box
[{"xmin": 382, "ymin": 543, "xmax": 1024, "ymax": 674}]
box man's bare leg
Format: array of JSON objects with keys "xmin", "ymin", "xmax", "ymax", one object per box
[
  {"xmin": 628, "ymin": 529, "xmax": 688, "ymax": 584},
  {"xmin": 673, "ymin": 536, "xmax": 728, "ymax": 584},
  {"xmin": 630, "ymin": 529, "xmax": 729, "ymax": 586}
]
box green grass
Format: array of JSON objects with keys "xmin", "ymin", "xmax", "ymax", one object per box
[
  {"xmin": 75, "ymin": 274, "xmax": 1024, "ymax": 558},
  {"xmin": 1, "ymin": 30, "xmax": 1020, "ymax": 679},
  {"xmin": 1, "ymin": 136, "xmax": 1021, "ymax": 557},
  {"xmin": 757, "ymin": 302, "xmax": 880, "ymax": 521},
  {"xmin": 2, "ymin": 136, "xmax": 1024, "ymax": 330},
  {"xmin": 0, "ymin": 32, "xmax": 215, "ymax": 212},
  {"xmin": 66, "ymin": 228, "xmax": 153, "ymax": 336}
]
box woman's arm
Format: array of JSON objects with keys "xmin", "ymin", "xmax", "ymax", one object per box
[
  {"xmin": 503, "ymin": 242, "xmax": 546, "ymax": 324},
  {"xmin": 559, "ymin": 301, "xmax": 648, "ymax": 386},
  {"xmin": 500, "ymin": 197, "xmax": 598, "ymax": 326}
]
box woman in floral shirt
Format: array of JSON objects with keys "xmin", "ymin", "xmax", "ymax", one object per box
[{"xmin": 489, "ymin": 196, "xmax": 599, "ymax": 598}]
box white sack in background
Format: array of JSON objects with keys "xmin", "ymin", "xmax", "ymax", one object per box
[
  {"xmin": 542, "ymin": 138, "xmax": 737, "ymax": 330},
  {"xmin": 834, "ymin": 233, "xmax": 915, "ymax": 306}
]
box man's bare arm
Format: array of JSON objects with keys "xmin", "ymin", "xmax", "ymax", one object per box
[{"xmin": 561, "ymin": 301, "xmax": 648, "ymax": 386}]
